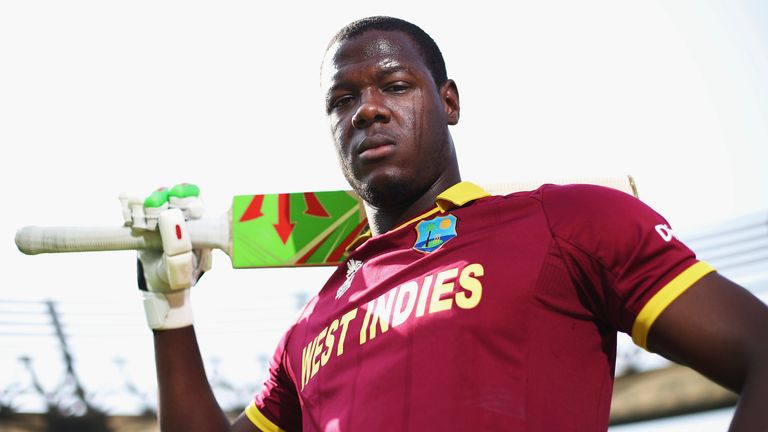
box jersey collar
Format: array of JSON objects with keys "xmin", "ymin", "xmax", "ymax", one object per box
[
  {"xmin": 346, "ymin": 181, "xmax": 491, "ymax": 252},
  {"xmin": 435, "ymin": 181, "xmax": 491, "ymax": 212}
]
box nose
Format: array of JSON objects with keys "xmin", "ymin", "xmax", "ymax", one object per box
[{"xmin": 351, "ymin": 90, "xmax": 391, "ymax": 129}]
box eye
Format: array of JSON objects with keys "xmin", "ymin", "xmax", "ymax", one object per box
[
  {"xmin": 384, "ymin": 82, "xmax": 410, "ymax": 94},
  {"xmin": 330, "ymin": 95, "xmax": 354, "ymax": 111}
]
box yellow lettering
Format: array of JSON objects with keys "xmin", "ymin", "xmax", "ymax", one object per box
[
  {"xmin": 336, "ymin": 308, "xmax": 357, "ymax": 356},
  {"xmin": 415, "ymin": 274, "xmax": 434, "ymax": 317},
  {"xmin": 392, "ymin": 281, "xmax": 418, "ymax": 327},
  {"xmin": 360, "ymin": 299, "xmax": 375, "ymax": 345},
  {"xmin": 301, "ymin": 338, "xmax": 316, "ymax": 389},
  {"xmin": 369, "ymin": 289, "xmax": 397, "ymax": 341},
  {"xmin": 310, "ymin": 328, "xmax": 327, "ymax": 379},
  {"xmin": 301, "ymin": 308, "xmax": 359, "ymax": 390},
  {"xmin": 429, "ymin": 267, "xmax": 458, "ymax": 314},
  {"xmin": 456, "ymin": 263, "xmax": 484, "ymax": 309},
  {"xmin": 321, "ymin": 320, "xmax": 339, "ymax": 366}
]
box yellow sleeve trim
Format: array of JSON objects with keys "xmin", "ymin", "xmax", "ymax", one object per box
[
  {"xmin": 631, "ymin": 261, "xmax": 716, "ymax": 351},
  {"xmin": 244, "ymin": 401, "xmax": 285, "ymax": 432}
]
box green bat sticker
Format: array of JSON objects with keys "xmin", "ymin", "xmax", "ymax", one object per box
[{"xmin": 231, "ymin": 190, "xmax": 368, "ymax": 268}]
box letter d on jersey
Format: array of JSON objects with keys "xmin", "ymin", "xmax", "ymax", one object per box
[{"xmin": 655, "ymin": 224, "xmax": 676, "ymax": 242}]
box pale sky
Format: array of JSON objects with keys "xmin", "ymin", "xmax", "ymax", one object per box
[{"xmin": 1, "ymin": 1, "xmax": 766, "ymax": 429}]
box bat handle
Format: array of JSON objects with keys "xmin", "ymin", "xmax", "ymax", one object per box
[
  {"xmin": 15, "ymin": 226, "xmax": 161, "ymax": 254},
  {"xmin": 15, "ymin": 215, "xmax": 231, "ymax": 256}
]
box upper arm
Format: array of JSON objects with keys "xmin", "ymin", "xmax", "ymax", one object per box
[
  {"xmin": 647, "ymin": 271, "xmax": 768, "ymax": 392},
  {"xmin": 539, "ymin": 184, "xmax": 701, "ymax": 334}
]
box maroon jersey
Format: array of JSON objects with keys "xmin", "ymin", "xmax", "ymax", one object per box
[{"xmin": 245, "ymin": 182, "xmax": 714, "ymax": 431}]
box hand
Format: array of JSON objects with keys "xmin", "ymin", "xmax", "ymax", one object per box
[{"xmin": 121, "ymin": 183, "xmax": 212, "ymax": 330}]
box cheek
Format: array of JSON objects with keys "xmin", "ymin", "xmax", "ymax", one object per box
[
  {"xmin": 412, "ymin": 94, "xmax": 429, "ymax": 147},
  {"xmin": 329, "ymin": 119, "xmax": 353, "ymax": 170},
  {"xmin": 423, "ymin": 94, "xmax": 446, "ymax": 138},
  {"xmin": 329, "ymin": 118, "xmax": 346, "ymax": 148},
  {"xmin": 394, "ymin": 93, "xmax": 420, "ymax": 142}
]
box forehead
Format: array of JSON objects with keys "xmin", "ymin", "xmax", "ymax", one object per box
[{"xmin": 322, "ymin": 30, "xmax": 428, "ymax": 87}]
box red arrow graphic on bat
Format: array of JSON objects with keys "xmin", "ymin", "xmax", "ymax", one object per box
[
  {"xmin": 303, "ymin": 192, "xmax": 330, "ymax": 218},
  {"xmin": 274, "ymin": 193, "xmax": 295, "ymax": 244},
  {"xmin": 239, "ymin": 194, "xmax": 265, "ymax": 222}
]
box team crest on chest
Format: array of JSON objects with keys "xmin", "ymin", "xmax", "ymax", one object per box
[
  {"xmin": 413, "ymin": 214, "xmax": 458, "ymax": 253},
  {"xmin": 336, "ymin": 258, "xmax": 362, "ymax": 299}
]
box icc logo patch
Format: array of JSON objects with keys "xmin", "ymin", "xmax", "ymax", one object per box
[{"xmin": 413, "ymin": 214, "xmax": 458, "ymax": 253}]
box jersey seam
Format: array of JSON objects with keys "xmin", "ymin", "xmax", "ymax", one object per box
[
  {"xmin": 533, "ymin": 192, "xmax": 622, "ymax": 293},
  {"xmin": 530, "ymin": 191, "xmax": 616, "ymax": 425},
  {"xmin": 533, "ymin": 188, "xmax": 629, "ymax": 426},
  {"xmin": 277, "ymin": 312, "xmax": 308, "ymax": 425},
  {"xmin": 534, "ymin": 188, "xmax": 653, "ymax": 315}
]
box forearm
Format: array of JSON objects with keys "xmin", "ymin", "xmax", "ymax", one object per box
[{"xmin": 153, "ymin": 326, "xmax": 231, "ymax": 432}]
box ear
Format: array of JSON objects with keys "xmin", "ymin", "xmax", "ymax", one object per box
[{"xmin": 440, "ymin": 79, "xmax": 460, "ymax": 125}]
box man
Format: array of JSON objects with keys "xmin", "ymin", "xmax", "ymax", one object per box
[{"xmin": 138, "ymin": 16, "xmax": 768, "ymax": 431}]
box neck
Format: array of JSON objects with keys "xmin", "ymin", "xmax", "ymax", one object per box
[{"xmin": 363, "ymin": 166, "xmax": 461, "ymax": 236}]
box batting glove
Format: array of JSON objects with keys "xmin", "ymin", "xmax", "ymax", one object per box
[{"xmin": 121, "ymin": 183, "xmax": 212, "ymax": 330}]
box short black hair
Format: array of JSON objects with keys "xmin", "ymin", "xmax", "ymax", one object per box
[{"xmin": 327, "ymin": 16, "xmax": 448, "ymax": 87}]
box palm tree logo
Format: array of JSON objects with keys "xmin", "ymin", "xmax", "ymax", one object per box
[{"xmin": 414, "ymin": 215, "xmax": 457, "ymax": 253}]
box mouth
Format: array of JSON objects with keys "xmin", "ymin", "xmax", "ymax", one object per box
[{"xmin": 356, "ymin": 134, "xmax": 396, "ymax": 161}]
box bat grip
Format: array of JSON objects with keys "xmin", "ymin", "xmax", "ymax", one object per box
[
  {"xmin": 15, "ymin": 215, "xmax": 231, "ymax": 256},
  {"xmin": 15, "ymin": 226, "xmax": 162, "ymax": 255}
]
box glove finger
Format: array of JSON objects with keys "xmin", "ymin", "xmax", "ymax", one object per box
[
  {"xmin": 158, "ymin": 208, "xmax": 195, "ymax": 291},
  {"xmin": 119, "ymin": 193, "xmax": 149, "ymax": 230},
  {"xmin": 143, "ymin": 187, "xmax": 171, "ymax": 231},
  {"xmin": 196, "ymin": 249, "xmax": 213, "ymax": 273},
  {"xmin": 138, "ymin": 248, "xmax": 169, "ymax": 292},
  {"xmin": 158, "ymin": 208, "xmax": 192, "ymax": 255},
  {"xmin": 164, "ymin": 252, "xmax": 195, "ymax": 290},
  {"xmin": 168, "ymin": 183, "xmax": 204, "ymax": 220}
]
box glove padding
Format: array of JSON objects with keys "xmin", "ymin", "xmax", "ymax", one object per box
[{"xmin": 122, "ymin": 184, "xmax": 211, "ymax": 330}]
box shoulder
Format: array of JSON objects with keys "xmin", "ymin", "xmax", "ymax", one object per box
[
  {"xmin": 528, "ymin": 183, "xmax": 643, "ymax": 212},
  {"xmin": 486, "ymin": 183, "xmax": 640, "ymax": 211},
  {"xmin": 526, "ymin": 183, "xmax": 656, "ymax": 224},
  {"xmin": 481, "ymin": 183, "xmax": 651, "ymax": 229},
  {"xmin": 521, "ymin": 183, "xmax": 672, "ymax": 253},
  {"xmin": 469, "ymin": 183, "xmax": 649, "ymax": 228}
]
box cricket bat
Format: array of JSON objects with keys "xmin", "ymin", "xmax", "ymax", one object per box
[{"xmin": 15, "ymin": 176, "xmax": 638, "ymax": 268}]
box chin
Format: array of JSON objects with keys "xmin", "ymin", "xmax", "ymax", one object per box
[{"xmin": 350, "ymin": 170, "xmax": 418, "ymax": 209}]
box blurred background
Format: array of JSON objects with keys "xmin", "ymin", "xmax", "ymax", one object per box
[{"xmin": 1, "ymin": 1, "xmax": 766, "ymax": 430}]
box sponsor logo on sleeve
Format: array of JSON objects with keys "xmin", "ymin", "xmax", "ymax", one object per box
[{"xmin": 655, "ymin": 224, "xmax": 677, "ymax": 242}]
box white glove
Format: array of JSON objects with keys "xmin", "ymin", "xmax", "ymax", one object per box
[{"xmin": 121, "ymin": 183, "xmax": 212, "ymax": 330}]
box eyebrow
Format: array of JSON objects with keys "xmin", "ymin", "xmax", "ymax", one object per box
[{"xmin": 325, "ymin": 62, "xmax": 412, "ymax": 107}]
